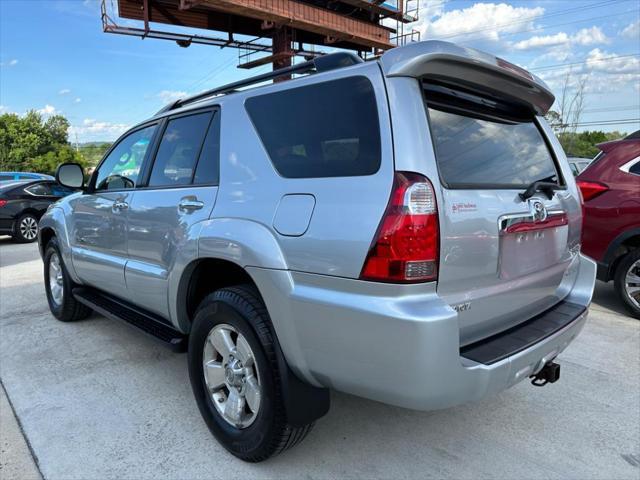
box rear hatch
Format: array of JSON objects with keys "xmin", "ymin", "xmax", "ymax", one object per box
[
  {"xmin": 381, "ymin": 41, "xmax": 581, "ymax": 345},
  {"xmin": 427, "ymin": 85, "xmax": 579, "ymax": 344}
]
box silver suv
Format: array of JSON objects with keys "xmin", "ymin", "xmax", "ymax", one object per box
[{"xmin": 40, "ymin": 41, "xmax": 596, "ymax": 462}]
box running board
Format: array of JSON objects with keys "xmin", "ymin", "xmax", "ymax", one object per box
[{"xmin": 72, "ymin": 287, "xmax": 187, "ymax": 352}]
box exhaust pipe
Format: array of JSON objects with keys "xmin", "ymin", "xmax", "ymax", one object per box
[{"xmin": 530, "ymin": 361, "xmax": 560, "ymax": 387}]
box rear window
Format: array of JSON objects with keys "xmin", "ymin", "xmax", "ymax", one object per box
[
  {"xmin": 245, "ymin": 76, "xmax": 381, "ymax": 178},
  {"xmin": 428, "ymin": 107, "xmax": 560, "ymax": 188}
]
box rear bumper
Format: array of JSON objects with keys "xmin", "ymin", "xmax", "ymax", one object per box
[{"xmin": 248, "ymin": 253, "xmax": 596, "ymax": 411}]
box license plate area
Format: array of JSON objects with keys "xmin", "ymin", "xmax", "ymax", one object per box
[{"xmin": 499, "ymin": 225, "xmax": 568, "ymax": 279}]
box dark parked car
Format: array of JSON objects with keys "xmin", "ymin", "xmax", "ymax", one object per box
[
  {"xmin": 0, "ymin": 171, "xmax": 55, "ymax": 182},
  {"xmin": 577, "ymin": 131, "xmax": 640, "ymax": 318},
  {"xmin": 0, "ymin": 180, "xmax": 77, "ymax": 243}
]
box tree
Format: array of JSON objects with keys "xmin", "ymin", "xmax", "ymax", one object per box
[{"xmin": 0, "ymin": 110, "xmax": 87, "ymax": 174}]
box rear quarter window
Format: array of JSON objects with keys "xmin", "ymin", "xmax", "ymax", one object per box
[{"xmin": 245, "ymin": 76, "xmax": 381, "ymax": 178}]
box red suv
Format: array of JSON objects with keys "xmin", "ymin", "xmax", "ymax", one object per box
[{"xmin": 577, "ymin": 131, "xmax": 640, "ymax": 318}]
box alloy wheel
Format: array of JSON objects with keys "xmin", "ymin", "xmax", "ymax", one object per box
[
  {"xmin": 202, "ymin": 324, "xmax": 261, "ymax": 428},
  {"xmin": 48, "ymin": 253, "xmax": 64, "ymax": 306},
  {"xmin": 625, "ymin": 259, "xmax": 640, "ymax": 309},
  {"xmin": 20, "ymin": 216, "xmax": 38, "ymax": 240}
]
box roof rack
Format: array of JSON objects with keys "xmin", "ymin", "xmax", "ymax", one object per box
[{"xmin": 156, "ymin": 51, "xmax": 363, "ymax": 115}]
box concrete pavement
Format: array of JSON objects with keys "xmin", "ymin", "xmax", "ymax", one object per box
[{"xmin": 0, "ymin": 238, "xmax": 638, "ymax": 479}]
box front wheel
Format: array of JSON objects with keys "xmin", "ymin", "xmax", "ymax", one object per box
[
  {"xmin": 614, "ymin": 250, "xmax": 640, "ymax": 319},
  {"xmin": 44, "ymin": 238, "xmax": 92, "ymax": 322},
  {"xmin": 188, "ymin": 285, "xmax": 314, "ymax": 462}
]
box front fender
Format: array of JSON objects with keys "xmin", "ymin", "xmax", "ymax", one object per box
[{"xmin": 38, "ymin": 207, "xmax": 81, "ymax": 283}]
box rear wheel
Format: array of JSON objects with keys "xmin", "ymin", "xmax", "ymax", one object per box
[
  {"xmin": 614, "ymin": 250, "xmax": 640, "ymax": 319},
  {"xmin": 13, "ymin": 213, "xmax": 39, "ymax": 243},
  {"xmin": 188, "ymin": 285, "xmax": 314, "ymax": 462},
  {"xmin": 44, "ymin": 238, "xmax": 92, "ymax": 322}
]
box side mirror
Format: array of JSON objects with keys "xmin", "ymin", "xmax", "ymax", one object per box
[{"xmin": 56, "ymin": 163, "xmax": 84, "ymax": 189}]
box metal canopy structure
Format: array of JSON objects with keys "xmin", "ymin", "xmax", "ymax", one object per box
[{"xmin": 102, "ymin": 0, "xmax": 420, "ymax": 70}]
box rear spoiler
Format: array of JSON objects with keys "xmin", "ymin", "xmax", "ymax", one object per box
[{"xmin": 380, "ymin": 40, "xmax": 555, "ymax": 116}]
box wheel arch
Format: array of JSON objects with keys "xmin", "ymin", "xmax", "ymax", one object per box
[
  {"xmin": 176, "ymin": 257, "xmax": 262, "ymax": 333},
  {"xmin": 601, "ymin": 228, "xmax": 640, "ymax": 281},
  {"xmin": 39, "ymin": 226, "xmax": 56, "ymax": 257}
]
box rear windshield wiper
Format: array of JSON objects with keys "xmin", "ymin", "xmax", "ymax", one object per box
[{"xmin": 519, "ymin": 181, "xmax": 562, "ymax": 201}]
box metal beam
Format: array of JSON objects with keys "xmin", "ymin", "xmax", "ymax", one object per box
[
  {"xmin": 338, "ymin": 0, "xmax": 408, "ymax": 21},
  {"xmin": 197, "ymin": 0, "xmax": 393, "ymax": 50}
]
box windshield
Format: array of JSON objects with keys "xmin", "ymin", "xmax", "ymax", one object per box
[{"xmin": 427, "ymin": 107, "xmax": 561, "ymax": 189}]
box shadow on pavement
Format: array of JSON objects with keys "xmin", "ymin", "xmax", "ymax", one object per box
[{"xmin": 592, "ymin": 280, "xmax": 633, "ymax": 318}]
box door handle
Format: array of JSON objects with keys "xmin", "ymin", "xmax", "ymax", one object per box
[
  {"xmin": 178, "ymin": 199, "xmax": 204, "ymax": 212},
  {"xmin": 112, "ymin": 200, "xmax": 129, "ymax": 212}
]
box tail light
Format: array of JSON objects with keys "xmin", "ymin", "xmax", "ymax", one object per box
[
  {"xmin": 360, "ymin": 172, "xmax": 439, "ymax": 283},
  {"xmin": 576, "ymin": 180, "xmax": 608, "ymax": 201},
  {"xmin": 0, "ymin": 200, "xmax": 6, "ymax": 208}
]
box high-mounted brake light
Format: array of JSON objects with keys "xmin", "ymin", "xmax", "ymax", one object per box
[
  {"xmin": 360, "ymin": 172, "xmax": 439, "ymax": 283},
  {"xmin": 576, "ymin": 180, "xmax": 609, "ymax": 201}
]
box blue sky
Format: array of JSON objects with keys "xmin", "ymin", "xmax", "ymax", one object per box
[{"xmin": 1, "ymin": 0, "xmax": 638, "ymax": 142}]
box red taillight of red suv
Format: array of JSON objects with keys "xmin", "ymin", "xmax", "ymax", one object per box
[
  {"xmin": 360, "ymin": 172, "xmax": 439, "ymax": 283},
  {"xmin": 576, "ymin": 180, "xmax": 609, "ymax": 201}
]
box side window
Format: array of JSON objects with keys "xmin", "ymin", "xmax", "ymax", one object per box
[
  {"xmin": 25, "ymin": 183, "xmax": 53, "ymax": 196},
  {"xmin": 0, "ymin": 175, "xmax": 13, "ymax": 181},
  {"xmin": 95, "ymin": 125, "xmax": 156, "ymax": 191},
  {"xmin": 193, "ymin": 111, "xmax": 220, "ymax": 185},
  {"xmin": 148, "ymin": 112, "xmax": 212, "ymax": 187},
  {"xmin": 245, "ymin": 76, "xmax": 381, "ymax": 178},
  {"xmin": 630, "ymin": 161, "xmax": 640, "ymax": 175}
]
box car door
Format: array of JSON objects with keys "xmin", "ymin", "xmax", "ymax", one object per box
[
  {"xmin": 68, "ymin": 124, "xmax": 158, "ymax": 299},
  {"xmin": 125, "ymin": 109, "xmax": 219, "ymax": 318}
]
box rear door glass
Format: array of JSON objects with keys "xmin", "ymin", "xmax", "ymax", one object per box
[{"xmin": 427, "ymin": 107, "xmax": 560, "ymax": 189}]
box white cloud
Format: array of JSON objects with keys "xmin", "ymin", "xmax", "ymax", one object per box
[
  {"xmin": 74, "ymin": 97, "xmax": 82, "ymax": 103},
  {"xmin": 0, "ymin": 105, "xmax": 8, "ymax": 114},
  {"xmin": 0, "ymin": 59, "xmax": 18, "ymax": 67},
  {"xmin": 514, "ymin": 32, "xmax": 569, "ymax": 50},
  {"xmin": 158, "ymin": 90, "xmax": 187, "ymax": 104},
  {"xmin": 620, "ymin": 21, "xmax": 639, "ymax": 39},
  {"xmin": 584, "ymin": 48, "xmax": 640, "ymax": 73},
  {"xmin": 70, "ymin": 118, "xmax": 130, "ymax": 140},
  {"xmin": 37, "ymin": 104, "xmax": 58, "ymax": 115},
  {"xmin": 514, "ymin": 27, "xmax": 609, "ymax": 50},
  {"xmin": 536, "ymin": 49, "xmax": 640, "ymax": 94},
  {"xmin": 416, "ymin": 3, "xmax": 545, "ymax": 43},
  {"xmin": 572, "ymin": 27, "xmax": 609, "ymax": 46},
  {"xmin": 58, "ymin": 88, "xmax": 71, "ymax": 95}
]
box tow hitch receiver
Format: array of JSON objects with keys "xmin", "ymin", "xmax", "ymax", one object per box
[{"xmin": 530, "ymin": 361, "xmax": 560, "ymax": 387}]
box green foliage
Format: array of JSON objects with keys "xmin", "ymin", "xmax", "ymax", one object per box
[
  {"xmin": 557, "ymin": 130, "xmax": 626, "ymax": 158},
  {"xmin": 545, "ymin": 109, "xmax": 627, "ymax": 158},
  {"xmin": 0, "ymin": 110, "xmax": 88, "ymax": 175},
  {"xmin": 77, "ymin": 142, "xmax": 112, "ymax": 167}
]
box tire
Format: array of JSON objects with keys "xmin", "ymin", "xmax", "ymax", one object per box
[
  {"xmin": 13, "ymin": 213, "xmax": 39, "ymax": 243},
  {"xmin": 44, "ymin": 237, "xmax": 92, "ymax": 322},
  {"xmin": 188, "ymin": 285, "xmax": 314, "ymax": 462},
  {"xmin": 614, "ymin": 250, "xmax": 640, "ymax": 319}
]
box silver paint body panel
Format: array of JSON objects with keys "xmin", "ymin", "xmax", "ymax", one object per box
[{"xmin": 39, "ymin": 40, "xmax": 595, "ymax": 410}]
